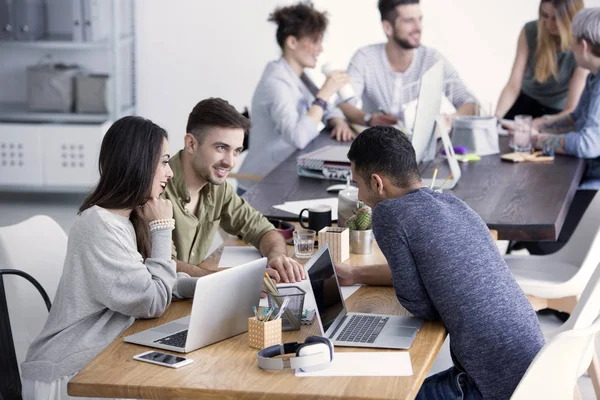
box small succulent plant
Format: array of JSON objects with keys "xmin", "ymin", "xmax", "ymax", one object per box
[{"xmin": 346, "ymin": 202, "xmax": 372, "ymax": 231}]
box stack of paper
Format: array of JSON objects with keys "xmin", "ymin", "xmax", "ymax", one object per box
[
  {"xmin": 273, "ymin": 198, "xmax": 338, "ymax": 220},
  {"xmin": 295, "ymin": 352, "xmax": 413, "ymax": 377}
]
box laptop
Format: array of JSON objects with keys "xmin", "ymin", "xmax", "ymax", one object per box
[
  {"xmin": 306, "ymin": 244, "xmax": 424, "ymax": 349},
  {"xmin": 124, "ymin": 258, "xmax": 267, "ymax": 353}
]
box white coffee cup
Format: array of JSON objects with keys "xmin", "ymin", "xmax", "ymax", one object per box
[{"xmin": 321, "ymin": 63, "xmax": 355, "ymax": 103}]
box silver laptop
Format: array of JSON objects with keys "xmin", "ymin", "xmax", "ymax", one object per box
[
  {"xmin": 306, "ymin": 244, "xmax": 424, "ymax": 349},
  {"xmin": 124, "ymin": 258, "xmax": 267, "ymax": 353}
]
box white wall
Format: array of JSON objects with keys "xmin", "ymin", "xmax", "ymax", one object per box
[{"xmin": 135, "ymin": 0, "xmax": 599, "ymax": 147}]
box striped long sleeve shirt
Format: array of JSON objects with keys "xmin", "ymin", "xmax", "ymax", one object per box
[{"xmin": 347, "ymin": 44, "xmax": 477, "ymax": 124}]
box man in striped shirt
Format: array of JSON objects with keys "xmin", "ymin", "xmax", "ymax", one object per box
[{"xmin": 339, "ymin": 0, "xmax": 478, "ymax": 127}]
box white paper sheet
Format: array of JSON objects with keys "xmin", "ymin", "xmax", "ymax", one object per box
[
  {"xmin": 272, "ymin": 198, "xmax": 338, "ymax": 220},
  {"xmin": 295, "ymin": 352, "xmax": 413, "ymax": 377},
  {"xmin": 217, "ymin": 246, "xmax": 262, "ymax": 268}
]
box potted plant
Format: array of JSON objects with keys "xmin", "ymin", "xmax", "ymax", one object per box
[{"xmin": 345, "ymin": 202, "xmax": 373, "ymax": 254}]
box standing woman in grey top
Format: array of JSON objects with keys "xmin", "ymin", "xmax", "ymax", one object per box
[
  {"xmin": 238, "ymin": 2, "xmax": 353, "ymax": 191},
  {"xmin": 496, "ymin": 0, "xmax": 587, "ymax": 127},
  {"xmin": 21, "ymin": 117, "xmax": 193, "ymax": 399}
]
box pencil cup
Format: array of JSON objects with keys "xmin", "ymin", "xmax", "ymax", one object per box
[
  {"xmin": 267, "ymin": 286, "xmax": 305, "ymax": 331},
  {"xmin": 318, "ymin": 227, "xmax": 350, "ymax": 262},
  {"xmin": 248, "ymin": 317, "xmax": 282, "ymax": 349}
]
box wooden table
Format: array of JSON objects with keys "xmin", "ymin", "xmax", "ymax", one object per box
[
  {"xmin": 68, "ymin": 243, "xmax": 446, "ymax": 400},
  {"xmin": 244, "ymin": 133, "xmax": 584, "ymax": 241}
]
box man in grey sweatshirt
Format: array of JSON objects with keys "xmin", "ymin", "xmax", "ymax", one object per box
[{"xmin": 341, "ymin": 126, "xmax": 544, "ymax": 399}]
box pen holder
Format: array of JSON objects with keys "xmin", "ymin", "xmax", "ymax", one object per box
[
  {"xmin": 267, "ymin": 286, "xmax": 305, "ymax": 331},
  {"xmin": 248, "ymin": 317, "xmax": 282, "ymax": 349},
  {"xmin": 318, "ymin": 227, "xmax": 350, "ymax": 262}
]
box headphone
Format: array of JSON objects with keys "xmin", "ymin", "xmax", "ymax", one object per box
[{"xmin": 257, "ymin": 336, "xmax": 334, "ymax": 372}]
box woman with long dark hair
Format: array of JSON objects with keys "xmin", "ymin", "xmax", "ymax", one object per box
[
  {"xmin": 21, "ymin": 116, "xmax": 192, "ymax": 399},
  {"xmin": 496, "ymin": 0, "xmax": 587, "ymax": 126}
]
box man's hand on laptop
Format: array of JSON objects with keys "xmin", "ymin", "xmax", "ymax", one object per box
[
  {"xmin": 334, "ymin": 263, "xmax": 356, "ymax": 286},
  {"xmin": 267, "ymin": 254, "xmax": 305, "ymax": 283}
]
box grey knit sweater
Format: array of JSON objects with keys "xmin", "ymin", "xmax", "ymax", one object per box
[
  {"xmin": 372, "ymin": 188, "xmax": 544, "ymax": 400},
  {"xmin": 21, "ymin": 206, "xmax": 192, "ymax": 382}
]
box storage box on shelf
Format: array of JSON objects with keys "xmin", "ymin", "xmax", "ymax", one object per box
[{"xmin": 0, "ymin": 121, "xmax": 110, "ymax": 190}]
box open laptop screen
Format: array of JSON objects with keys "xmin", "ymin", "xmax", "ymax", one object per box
[{"xmin": 307, "ymin": 247, "xmax": 345, "ymax": 332}]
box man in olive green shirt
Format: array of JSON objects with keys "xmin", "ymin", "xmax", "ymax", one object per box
[{"xmin": 165, "ymin": 97, "xmax": 305, "ymax": 283}]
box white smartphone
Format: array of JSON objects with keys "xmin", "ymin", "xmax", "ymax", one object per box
[{"xmin": 133, "ymin": 350, "xmax": 193, "ymax": 369}]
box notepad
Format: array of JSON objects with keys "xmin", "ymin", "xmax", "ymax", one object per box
[
  {"xmin": 295, "ymin": 352, "xmax": 413, "ymax": 377},
  {"xmin": 272, "ymin": 198, "xmax": 338, "ymax": 220},
  {"xmin": 217, "ymin": 246, "xmax": 262, "ymax": 268}
]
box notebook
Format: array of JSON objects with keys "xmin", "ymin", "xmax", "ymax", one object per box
[
  {"xmin": 124, "ymin": 258, "xmax": 267, "ymax": 353},
  {"xmin": 306, "ymin": 244, "xmax": 424, "ymax": 349}
]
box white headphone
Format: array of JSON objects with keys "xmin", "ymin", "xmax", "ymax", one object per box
[{"xmin": 256, "ymin": 336, "xmax": 334, "ymax": 372}]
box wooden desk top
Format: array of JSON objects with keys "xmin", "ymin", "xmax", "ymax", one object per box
[
  {"xmin": 244, "ymin": 133, "xmax": 584, "ymax": 241},
  {"xmin": 68, "ymin": 243, "xmax": 446, "ymax": 400}
]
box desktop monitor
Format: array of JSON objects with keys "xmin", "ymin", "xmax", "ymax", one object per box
[{"xmin": 411, "ymin": 61, "xmax": 444, "ymax": 164}]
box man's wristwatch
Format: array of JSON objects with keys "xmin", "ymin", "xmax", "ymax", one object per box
[
  {"xmin": 312, "ymin": 97, "xmax": 328, "ymax": 111},
  {"xmin": 363, "ymin": 112, "xmax": 373, "ymax": 126}
]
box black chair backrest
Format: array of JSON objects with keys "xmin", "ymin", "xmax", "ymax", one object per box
[{"xmin": 0, "ymin": 269, "xmax": 51, "ymax": 400}]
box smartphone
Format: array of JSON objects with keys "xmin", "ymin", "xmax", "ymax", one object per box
[{"xmin": 133, "ymin": 351, "xmax": 193, "ymax": 369}]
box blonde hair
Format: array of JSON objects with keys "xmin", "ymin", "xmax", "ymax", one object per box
[{"xmin": 535, "ymin": 0, "xmax": 584, "ymax": 83}]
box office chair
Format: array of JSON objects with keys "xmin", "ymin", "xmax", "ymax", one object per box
[
  {"xmin": 0, "ymin": 269, "xmax": 51, "ymax": 400},
  {"xmin": 511, "ymin": 262, "xmax": 600, "ymax": 399}
]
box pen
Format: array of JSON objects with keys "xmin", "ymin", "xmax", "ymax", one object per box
[
  {"xmin": 438, "ymin": 175, "xmax": 453, "ymax": 190},
  {"xmin": 252, "ymin": 305, "xmax": 258, "ymax": 319},
  {"xmin": 430, "ymin": 168, "xmax": 438, "ymax": 190},
  {"xmin": 273, "ymin": 297, "xmax": 290, "ymax": 320},
  {"xmin": 263, "ymin": 306, "xmax": 275, "ymax": 322}
]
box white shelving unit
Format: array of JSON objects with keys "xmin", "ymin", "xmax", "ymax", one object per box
[{"xmin": 0, "ymin": 0, "xmax": 135, "ymax": 192}]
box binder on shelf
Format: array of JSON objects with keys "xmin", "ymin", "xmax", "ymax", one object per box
[
  {"xmin": 82, "ymin": 0, "xmax": 109, "ymax": 42},
  {"xmin": 13, "ymin": 0, "xmax": 46, "ymax": 41},
  {"xmin": 0, "ymin": 0, "xmax": 14, "ymax": 40},
  {"xmin": 45, "ymin": 0, "xmax": 84, "ymax": 41},
  {"xmin": 296, "ymin": 145, "xmax": 352, "ymax": 182}
]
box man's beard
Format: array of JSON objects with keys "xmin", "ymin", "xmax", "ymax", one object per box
[
  {"xmin": 199, "ymin": 163, "xmax": 230, "ymax": 185},
  {"xmin": 392, "ymin": 32, "xmax": 419, "ymax": 50}
]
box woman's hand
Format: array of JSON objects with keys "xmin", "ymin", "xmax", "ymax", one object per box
[
  {"xmin": 140, "ymin": 198, "xmax": 173, "ymax": 222},
  {"xmin": 317, "ymin": 71, "xmax": 351, "ymax": 101},
  {"xmin": 330, "ymin": 118, "xmax": 355, "ymax": 142}
]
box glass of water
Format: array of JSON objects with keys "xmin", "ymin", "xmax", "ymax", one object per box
[
  {"xmin": 293, "ymin": 229, "xmax": 315, "ymax": 258},
  {"xmin": 514, "ymin": 115, "xmax": 533, "ymax": 152}
]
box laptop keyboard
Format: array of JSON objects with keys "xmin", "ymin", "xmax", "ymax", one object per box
[
  {"xmin": 336, "ymin": 315, "xmax": 389, "ymax": 343},
  {"xmin": 154, "ymin": 329, "xmax": 188, "ymax": 348}
]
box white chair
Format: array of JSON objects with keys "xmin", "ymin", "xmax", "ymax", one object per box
[
  {"xmin": 0, "ymin": 216, "xmax": 67, "ymax": 378},
  {"xmin": 505, "ymin": 193, "xmax": 600, "ymax": 397},
  {"xmin": 504, "ymin": 192, "xmax": 600, "ymax": 312},
  {"xmin": 511, "ymin": 315, "xmax": 600, "ymax": 400},
  {"xmin": 511, "ymin": 262, "xmax": 600, "ymax": 399}
]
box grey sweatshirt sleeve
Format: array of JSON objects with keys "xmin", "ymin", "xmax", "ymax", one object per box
[
  {"xmin": 263, "ymin": 77, "xmax": 320, "ymax": 149},
  {"xmin": 372, "ymin": 204, "xmax": 440, "ymax": 320},
  {"xmin": 564, "ymin": 82, "xmax": 600, "ymax": 158},
  {"xmin": 85, "ymin": 224, "xmax": 178, "ymax": 319}
]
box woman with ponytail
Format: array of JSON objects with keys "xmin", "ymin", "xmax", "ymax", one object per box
[
  {"xmin": 21, "ymin": 116, "xmax": 196, "ymax": 400},
  {"xmin": 496, "ymin": 0, "xmax": 587, "ymax": 127}
]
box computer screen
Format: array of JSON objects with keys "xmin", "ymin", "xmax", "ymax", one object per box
[
  {"xmin": 307, "ymin": 247, "xmax": 345, "ymax": 332},
  {"xmin": 411, "ymin": 61, "xmax": 444, "ymax": 164}
]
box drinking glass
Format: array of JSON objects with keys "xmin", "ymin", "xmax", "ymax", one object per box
[
  {"xmin": 514, "ymin": 115, "xmax": 533, "ymax": 152},
  {"xmin": 293, "ymin": 229, "xmax": 315, "ymax": 258}
]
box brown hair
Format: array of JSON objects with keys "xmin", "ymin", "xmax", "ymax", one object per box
[
  {"xmin": 186, "ymin": 97, "xmax": 250, "ymax": 144},
  {"xmin": 268, "ymin": 2, "xmax": 328, "ymax": 49},
  {"xmin": 378, "ymin": 0, "xmax": 420, "ymax": 23},
  {"xmin": 79, "ymin": 116, "xmax": 168, "ymax": 259},
  {"xmin": 535, "ymin": 0, "xmax": 584, "ymax": 83}
]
